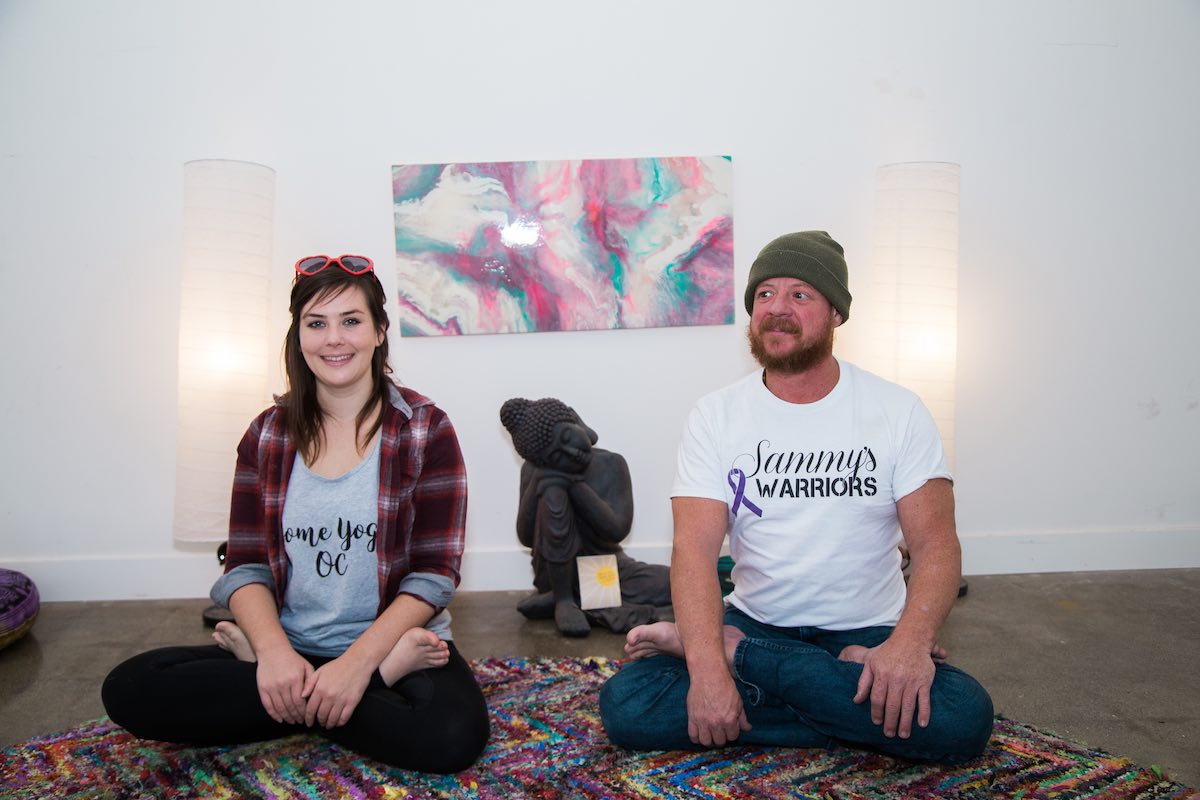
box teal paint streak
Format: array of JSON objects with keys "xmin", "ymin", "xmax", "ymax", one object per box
[
  {"xmin": 649, "ymin": 160, "xmax": 665, "ymax": 204},
  {"xmin": 609, "ymin": 252, "xmax": 625, "ymax": 296},
  {"xmin": 392, "ymin": 165, "xmax": 443, "ymax": 203},
  {"xmin": 393, "ymin": 228, "xmax": 458, "ymax": 255}
]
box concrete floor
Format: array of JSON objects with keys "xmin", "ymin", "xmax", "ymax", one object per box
[{"xmin": 0, "ymin": 570, "xmax": 1196, "ymax": 790}]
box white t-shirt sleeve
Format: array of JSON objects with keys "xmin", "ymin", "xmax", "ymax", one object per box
[
  {"xmin": 891, "ymin": 394, "xmax": 953, "ymax": 501},
  {"xmin": 671, "ymin": 400, "xmax": 729, "ymax": 503}
]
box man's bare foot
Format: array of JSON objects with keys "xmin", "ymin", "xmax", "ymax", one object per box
[
  {"xmin": 626, "ymin": 622, "xmax": 748, "ymax": 668},
  {"xmin": 379, "ymin": 628, "xmax": 450, "ymax": 686},
  {"xmin": 837, "ymin": 643, "xmax": 950, "ymax": 664},
  {"xmin": 213, "ymin": 621, "xmax": 257, "ymax": 662},
  {"xmin": 624, "ymin": 621, "xmax": 684, "ymax": 660},
  {"xmin": 837, "ymin": 644, "xmax": 871, "ymax": 664},
  {"xmin": 722, "ymin": 625, "xmax": 746, "ymax": 666}
]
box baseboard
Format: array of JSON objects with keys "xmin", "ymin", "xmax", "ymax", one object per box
[
  {"xmin": 10, "ymin": 531, "xmax": 1196, "ymax": 602},
  {"xmin": 960, "ymin": 526, "xmax": 1200, "ymax": 575},
  {"xmin": 10, "ymin": 553, "xmax": 224, "ymax": 603},
  {"xmin": 458, "ymin": 543, "xmax": 673, "ymax": 592},
  {"xmin": 10, "ymin": 544, "xmax": 676, "ymax": 602}
]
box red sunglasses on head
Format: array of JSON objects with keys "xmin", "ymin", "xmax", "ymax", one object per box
[{"xmin": 294, "ymin": 254, "xmax": 375, "ymax": 276}]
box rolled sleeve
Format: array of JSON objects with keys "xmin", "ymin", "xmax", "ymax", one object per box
[
  {"xmin": 210, "ymin": 563, "xmax": 275, "ymax": 608},
  {"xmin": 397, "ymin": 571, "xmax": 456, "ymax": 611}
]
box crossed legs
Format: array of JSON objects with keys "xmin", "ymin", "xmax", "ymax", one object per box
[
  {"xmin": 212, "ymin": 621, "xmax": 449, "ymax": 685},
  {"xmin": 102, "ymin": 635, "xmax": 489, "ymax": 773},
  {"xmin": 600, "ymin": 609, "xmax": 993, "ymax": 763}
]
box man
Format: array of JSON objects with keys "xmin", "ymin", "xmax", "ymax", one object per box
[{"xmin": 599, "ymin": 231, "xmax": 993, "ymax": 763}]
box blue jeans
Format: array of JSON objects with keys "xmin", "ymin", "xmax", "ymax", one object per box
[{"xmin": 599, "ymin": 607, "xmax": 993, "ymax": 763}]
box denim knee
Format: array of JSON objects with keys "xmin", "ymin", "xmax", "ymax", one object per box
[
  {"xmin": 599, "ymin": 659, "xmax": 691, "ymax": 750},
  {"xmin": 951, "ymin": 673, "xmax": 995, "ymax": 760},
  {"xmin": 921, "ymin": 667, "xmax": 996, "ymax": 763},
  {"xmin": 598, "ymin": 668, "xmax": 643, "ymax": 747}
]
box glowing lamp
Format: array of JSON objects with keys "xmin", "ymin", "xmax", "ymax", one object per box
[
  {"xmin": 174, "ymin": 159, "xmax": 275, "ymax": 542},
  {"xmin": 869, "ymin": 162, "xmax": 960, "ymax": 465}
]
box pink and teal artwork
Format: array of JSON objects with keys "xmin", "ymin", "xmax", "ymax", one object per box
[{"xmin": 391, "ymin": 155, "xmax": 734, "ymax": 336}]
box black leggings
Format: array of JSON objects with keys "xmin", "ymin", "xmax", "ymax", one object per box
[{"xmin": 101, "ymin": 642, "xmax": 489, "ymax": 773}]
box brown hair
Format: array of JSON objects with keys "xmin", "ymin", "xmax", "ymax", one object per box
[{"xmin": 282, "ymin": 267, "xmax": 391, "ymax": 464}]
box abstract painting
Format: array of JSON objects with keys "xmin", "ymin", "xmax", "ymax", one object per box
[{"xmin": 391, "ymin": 155, "xmax": 733, "ymax": 336}]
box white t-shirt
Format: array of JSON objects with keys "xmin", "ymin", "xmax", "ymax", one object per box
[{"xmin": 672, "ymin": 360, "xmax": 951, "ymax": 630}]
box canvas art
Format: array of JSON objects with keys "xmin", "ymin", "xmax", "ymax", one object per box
[{"xmin": 391, "ymin": 156, "xmax": 734, "ymax": 336}]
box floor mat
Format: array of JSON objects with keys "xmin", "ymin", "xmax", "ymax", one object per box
[{"xmin": 1, "ymin": 656, "xmax": 1194, "ymax": 799}]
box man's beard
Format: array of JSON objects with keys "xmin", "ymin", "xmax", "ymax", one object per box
[{"xmin": 747, "ymin": 318, "xmax": 835, "ymax": 373}]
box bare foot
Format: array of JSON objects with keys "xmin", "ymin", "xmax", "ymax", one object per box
[
  {"xmin": 837, "ymin": 643, "xmax": 950, "ymax": 664},
  {"xmin": 837, "ymin": 644, "xmax": 870, "ymax": 664},
  {"xmin": 379, "ymin": 628, "xmax": 450, "ymax": 686},
  {"xmin": 626, "ymin": 622, "xmax": 747, "ymax": 667},
  {"xmin": 624, "ymin": 621, "xmax": 684, "ymax": 660},
  {"xmin": 213, "ymin": 621, "xmax": 257, "ymax": 663},
  {"xmin": 722, "ymin": 625, "xmax": 746, "ymax": 666}
]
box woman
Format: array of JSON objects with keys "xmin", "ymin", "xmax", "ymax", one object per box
[{"xmin": 102, "ymin": 255, "xmax": 490, "ymax": 773}]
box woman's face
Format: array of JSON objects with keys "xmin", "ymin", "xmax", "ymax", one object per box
[{"xmin": 297, "ymin": 284, "xmax": 384, "ymax": 397}]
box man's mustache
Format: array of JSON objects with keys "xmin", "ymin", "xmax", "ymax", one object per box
[{"xmin": 759, "ymin": 319, "xmax": 801, "ymax": 334}]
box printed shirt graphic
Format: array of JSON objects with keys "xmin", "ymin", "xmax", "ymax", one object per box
[
  {"xmin": 672, "ymin": 362, "xmax": 951, "ymax": 630},
  {"xmin": 278, "ymin": 438, "xmax": 383, "ymax": 656}
]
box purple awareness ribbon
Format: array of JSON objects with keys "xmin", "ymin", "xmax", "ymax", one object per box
[{"xmin": 727, "ymin": 468, "xmax": 763, "ymax": 517}]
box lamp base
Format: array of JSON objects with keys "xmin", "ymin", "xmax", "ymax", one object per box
[
  {"xmin": 202, "ymin": 604, "xmax": 234, "ymax": 628},
  {"xmin": 200, "ymin": 542, "xmax": 232, "ymax": 628}
]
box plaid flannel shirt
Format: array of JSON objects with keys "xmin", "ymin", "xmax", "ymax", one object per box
[{"xmin": 221, "ymin": 382, "xmax": 467, "ymax": 614}]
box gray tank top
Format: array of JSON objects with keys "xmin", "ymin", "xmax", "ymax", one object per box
[{"xmin": 278, "ymin": 437, "xmax": 382, "ymax": 656}]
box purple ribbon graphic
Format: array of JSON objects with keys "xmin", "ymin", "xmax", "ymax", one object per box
[{"xmin": 728, "ymin": 468, "xmax": 763, "ymax": 517}]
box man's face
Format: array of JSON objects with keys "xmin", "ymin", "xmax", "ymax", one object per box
[
  {"xmin": 536, "ymin": 421, "xmax": 594, "ymax": 473},
  {"xmin": 746, "ymin": 277, "xmax": 839, "ymax": 373}
]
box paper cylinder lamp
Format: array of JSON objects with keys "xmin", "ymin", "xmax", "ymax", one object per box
[
  {"xmin": 869, "ymin": 162, "xmax": 960, "ymax": 465},
  {"xmin": 174, "ymin": 160, "xmax": 275, "ymax": 542}
]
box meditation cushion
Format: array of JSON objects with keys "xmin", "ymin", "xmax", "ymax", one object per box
[{"xmin": 0, "ymin": 568, "xmax": 39, "ymax": 650}]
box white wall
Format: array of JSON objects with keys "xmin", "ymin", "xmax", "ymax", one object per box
[{"xmin": 2, "ymin": 0, "xmax": 1197, "ymax": 601}]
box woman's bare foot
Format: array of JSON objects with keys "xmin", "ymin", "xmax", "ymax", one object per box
[
  {"xmin": 379, "ymin": 628, "xmax": 450, "ymax": 686},
  {"xmin": 625, "ymin": 621, "xmax": 687, "ymax": 660},
  {"xmin": 213, "ymin": 621, "xmax": 257, "ymax": 662}
]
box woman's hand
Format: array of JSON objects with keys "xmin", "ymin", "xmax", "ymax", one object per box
[
  {"xmin": 302, "ymin": 653, "xmax": 374, "ymax": 729},
  {"xmin": 255, "ymin": 646, "xmax": 314, "ymax": 725}
]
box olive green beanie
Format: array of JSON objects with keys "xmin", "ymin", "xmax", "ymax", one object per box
[{"xmin": 743, "ymin": 231, "xmax": 852, "ymax": 324}]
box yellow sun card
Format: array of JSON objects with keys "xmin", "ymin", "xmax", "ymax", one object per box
[{"xmin": 577, "ymin": 554, "xmax": 622, "ymax": 610}]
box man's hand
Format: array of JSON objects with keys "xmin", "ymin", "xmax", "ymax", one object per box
[
  {"xmin": 686, "ymin": 673, "xmax": 752, "ymax": 747},
  {"xmin": 852, "ymin": 637, "xmax": 937, "ymax": 738},
  {"xmin": 302, "ymin": 654, "xmax": 374, "ymax": 729},
  {"xmin": 255, "ymin": 646, "xmax": 314, "ymax": 725}
]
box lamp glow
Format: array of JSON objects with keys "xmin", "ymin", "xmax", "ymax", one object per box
[
  {"xmin": 174, "ymin": 159, "xmax": 275, "ymax": 542},
  {"xmin": 868, "ymin": 162, "xmax": 960, "ymax": 465}
]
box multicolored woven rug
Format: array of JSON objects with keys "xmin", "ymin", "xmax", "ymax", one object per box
[{"xmin": 1, "ymin": 657, "xmax": 1194, "ymax": 799}]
